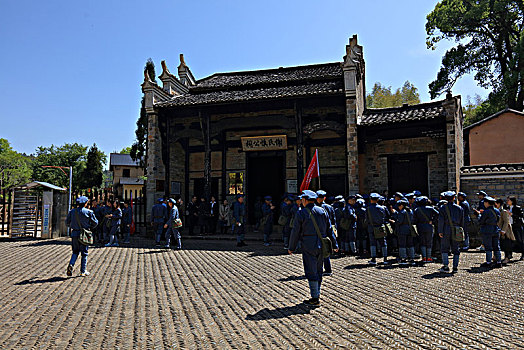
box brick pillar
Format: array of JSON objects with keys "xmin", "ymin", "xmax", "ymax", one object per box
[
  {"xmin": 443, "ymin": 95, "xmax": 464, "ymax": 192},
  {"xmin": 346, "ymin": 99, "xmax": 359, "ymax": 193},
  {"xmin": 146, "ymin": 111, "xmax": 166, "ymax": 221}
]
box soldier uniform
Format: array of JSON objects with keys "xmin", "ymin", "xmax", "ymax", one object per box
[
  {"xmin": 479, "ymin": 197, "xmax": 502, "ymax": 267},
  {"xmin": 233, "ymin": 195, "xmax": 247, "ymax": 247},
  {"xmin": 152, "ymin": 198, "xmax": 167, "ymax": 246},
  {"xmin": 65, "ymin": 196, "xmax": 98, "ymax": 277},
  {"xmin": 288, "ymin": 190, "xmax": 338, "ymax": 306},
  {"xmin": 165, "ymin": 198, "xmax": 182, "ymax": 249},
  {"xmin": 262, "ymin": 196, "xmax": 274, "ymax": 246},
  {"xmin": 457, "ymin": 192, "xmax": 472, "ymax": 250},
  {"xmin": 394, "ymin": 199, "xmax": 415, "ymax": 265},
  {"xmin": 355, "ymin": 199, "xmax": 368, "ymax": 255},
  {"xmin": 365, "ymin": 193, "xmax": 389, "ymax": 265},
  {"xmin": 333, "ymin": 196, "xmax": 345, "ymax": 252},
  {"xmin": 414, "ymin": 196, "xmax": 439, "ymax": 262},
  {"xmin": 343, "ymin": 196, "xmax": 358, "ymax": 254},
  {"xmin": 316, "ymin": 190, "xmax": 335, "ymax": 276},
  {"xmin": 438, "ymin": 191, "xmax": 465, "ymax": 273},
  {"xmin": 122, "ymin": 202, "xmax": 132, "ymax": 244},
  {"xmin": 281, "ymin": 196, "xmax": 293, "ymax": 249}
]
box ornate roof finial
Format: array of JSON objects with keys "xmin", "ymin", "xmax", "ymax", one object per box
[
  {"xmin": 161, "ymin": 60, "xmax": 170, "ymax": 75},
  {"xmin": 143, "ymin": 69, "xmax": 152, "ymax": 82},
  {"xmin": 180, "ymin": 54, "xmax": 186, "ymax": 67}
]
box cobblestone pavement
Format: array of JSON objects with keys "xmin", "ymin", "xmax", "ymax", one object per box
[{"xmin": 0, "ymin": 237, "xmax": 523, "ymax": 349}]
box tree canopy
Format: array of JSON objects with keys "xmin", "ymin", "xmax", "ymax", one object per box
[
  {"xmin": 366, "ymin": 81, "xmax": 421, "ymax": 108},
  {"xmin": 0, "ymin": 139, "xmax": 32, "ymax": 189},
  {"xmin": 78, "ymin": 144, "xmax": 106, "ymax": 189},
  {"xmin": 426, "ymin": 0, "xmax": 524, "ymax": 114}
]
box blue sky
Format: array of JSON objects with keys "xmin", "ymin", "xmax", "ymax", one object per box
[{"xmin": 0, "ymin": 0, "xmax": 489, "ymax": 160}]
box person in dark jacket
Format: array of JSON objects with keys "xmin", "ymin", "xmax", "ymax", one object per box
[
  {"xmin": 186, "ymin": 196, "xmax": 198, "ymax": 235},
  {"xmin": 479, "ymin": 196, "xmax": 502, "ymax": 268},
  {"xmin": 316, "ymin": 190, "xmax": 336, "ymax": 275},
  {"xmin": 508, "ymin": 197, "xmax": 524, "ymax": 261},
  {"xmin": 122, "ymin": 200, "xmax": 132, "ymax": 244},
  {"xmin": 208, "ymin": 196, "xmax": 219, "ymax": 234},
  {"xmin": 151, "ymin": 198, "xmax": 167, "ymax": 246},
  {"xmin": 164, "ymin": 198, "xmax": 182, "ymax": 249},
  {"xmin": 438, "ymin": 192, "xmax": 465, "ymax": 274},
  {"xmin": 414, "ymin": 196, "xmax": 439, "ymax": 263},
  {"xmin": 288, "ymin": 190, "xmax": 338, "ymax": 306},
  {"xmin": 65, "ymin": 196, "xmax": 98, "ymax": 277},
  {"xmin": 457, "ymin": 192, "xmax": 472, "ymax": 250},
  {"xmin": 233, "ymin": 195, "xmax": 247, "ymax": 247},
  {"xmin": 394, "ymin": 199, "xmax": 415, "ymax": 266},
  {"xmin": 366, "ymin": 193, "xmax": 389, "ymax": 266},
  {"xmin": 197, "ymin": 197, "xmax": 208, "ymax": 234},
  {"xmin": 262, "ymin": 196, "xmax": 275, "ymax": 246},
  {"xmin": 105, "ymin": 200, "xmax": 122, "ymax": 247}
]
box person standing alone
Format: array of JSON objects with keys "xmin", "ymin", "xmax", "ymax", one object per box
[{"xmin": 65, "ymin": 196, "xmax": 98, "ymax": 277}]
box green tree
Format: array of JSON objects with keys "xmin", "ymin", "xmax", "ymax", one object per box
[
  {"xmin": 367, "ymin": 81, "xmax": 421, "ymax": 108},
  {"xmin": 78, "ymin": 144, "xmax": 106, "ymax": 189},
  {"xmin": 120, "ymin": 146, "xmax": 132, "ymax": 154},
  {"xmin": 0, "ymin": 139, "xmax": 32, "ymax": 189},
  {"xmin": 426, "ymin": 0, "xmax": 524, "ymax": 111},
  {"xmin": 32, "ymin": 143, "xmax": 88, "ymax": 190},
  {"xmin": 130, "ymin": 58, "xmax": 156, "ymax": 167}
]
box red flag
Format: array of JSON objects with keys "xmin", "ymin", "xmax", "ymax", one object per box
[
  {"xmin": 130, "ymin": 192, "xmax": 136, "ymax": 235},
  {"xmin": 299, "ymin": 149, "xmax": 320, "ymax": 192}
]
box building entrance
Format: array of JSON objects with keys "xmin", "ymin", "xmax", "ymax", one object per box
[
  {"xmin": 388, "ymin": 153, "xmax": 429, "ymax": 195},
  {"xmin": 247, "ymin": 152, "xmax": 285, "ymax": 225}
]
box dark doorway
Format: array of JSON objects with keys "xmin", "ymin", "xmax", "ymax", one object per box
[
  {"xmin": 388, "ymin": 153, "xmax": 428, "ymax": 195},
  {"xmin": 247, "ymin": 152, "xmax": 285, "ymax": 224},
  {"xmin": 318, "ymin": 174, "xmax": 347, "ymax": 197},
  {"xmin": 193, "ymin": 178, "xmax": 219, "ymax": 199}
]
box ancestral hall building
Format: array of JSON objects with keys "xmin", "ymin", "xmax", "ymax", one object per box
[{"xmin": 142, "ymin": 35, "xmax": 464, "ymax": 222}]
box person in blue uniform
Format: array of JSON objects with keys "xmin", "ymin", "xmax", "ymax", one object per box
[
  {"xmin": 105, "ymin": 200, "xmax": 122, "ymax": 247},
  {"xmin": 164, "ymin": 198, "xmax": 182, "ymax": 249},
  {"xmin": 151, "ymin": 198, "xmax": 167, "ymax": 246},
  {"xmin": 414, "ymin": 196, "xmax": 439, "ymax": 263},
  {"xmin": 122, "ymin": 200, "xmax": 132, "ymax": 244},
  {"xmin": 394, "ymin": 199, "xmax": 415, "ymax": 266},
  {"xmin": 65, "ymin": 196, "xmax": 98, "ymax": 277},
  {"xmin": 101, "ymin": 199, "xmax": 112, "ymax": 243},
  {"xmin": 355, "ymin": 198, "xmax": 368, "ymax": 256},
  {"xmin": 333, "ymin": 195, "xmax": 345, "ymax": 253},
  {"xmin": 91, "ymin": 199, "xmax": 103, "ymax": 244},
  {"xmin": 281, "ymin": 195, "xmax": 293, "ymax": 249},
  {"xmin": 438, "ymin": 191, "xmax": 465, "ymax": 273},
  {"xmin": 233, "ymin": 195, "xmax": 247, "ymax": 247},
  {"xmin": 316, "ymin": 190, "xmax": 336, "ymax": 275},
  {"xmin": 479, "ymin": 196, "xmax": 502, "ymax": 268},
  {"xmin": 262, "ymin": 196, "xmax": 275, "ymax": 246},
  {"xmin": 288, "ymin": 190, "xmax": 338, "ymax": 306},
  {"xmin": 366, "ymin": 193, "xmax": 389, "ymax": 265},
  {"xmin": 405, "ymin": 193, "xmax": 416, "ymax": 210},
  {"xmin": 343, "ymin": 195, "xmax": 358, "ymax": 255},
  {"xmin": 457, "ymin": 192, "xmax": 472, "ymax": 250}
]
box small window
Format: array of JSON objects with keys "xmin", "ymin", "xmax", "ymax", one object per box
[
  {"xmin": 122, "ymin": 169, "xmax": 130, "ymax": 177},
  {"xmin": 156, "ymin": 180, "xmax": 165, "ymax": 192},
  {"xmin": 228, "ymin": 172, "xmax": 244, "ymax": 195}
]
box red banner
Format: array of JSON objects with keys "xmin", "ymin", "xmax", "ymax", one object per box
[{"xmin": 299, "ymin": 149, "xmax": 319, "ymax": 192}]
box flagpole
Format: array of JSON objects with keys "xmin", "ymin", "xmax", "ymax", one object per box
[{"xmin": 316, "ymin": 149, "xmax": 320, "ymax": 189}]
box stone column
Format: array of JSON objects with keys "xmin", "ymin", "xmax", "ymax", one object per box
[
  {"xmin": 443, "ymin": 94, "xmax": 464, "ymax": 191},
  {"xmin": 146, "ymin": 111, "xmax": 166, "ymax": 221},
  {"xmin": 342, "ymin": 35, "xmax": 365, "ymax": 194}
]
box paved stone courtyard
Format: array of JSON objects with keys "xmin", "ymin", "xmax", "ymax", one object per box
[{"xmin": 0, "ymin": 237, "xmax": 523, "ymax": 349}]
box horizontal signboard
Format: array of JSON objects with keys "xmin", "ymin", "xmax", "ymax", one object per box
[{"xmin": 241, "ymin": 135, "xmax": 287, "ymax": 151}]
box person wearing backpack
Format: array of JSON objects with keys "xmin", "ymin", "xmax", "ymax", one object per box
[
  {"xmin": 437, "ymin": 191, "xmax": 465, "ymax": 274},
  {"xmin": 288, "ymin": 190, "xmax": 338, "ymax": 307},
  {"xmin": 365, "ymin": 193, "xmax": 389, "ymax": 266},
  {"xmin": 65, "ymin": 196, "xmax": 98, "ymax": 277}
]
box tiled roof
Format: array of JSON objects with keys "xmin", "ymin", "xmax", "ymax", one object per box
[
  {"xmin": 110, "ymin": 153, "xmax": 141, "ymax": 167},
  {"xmin": 461, "ymin": 163, "xmax": 524, "ymax": 174},
  {"xmin": 194, "ymin": 62, "xmax": 343, "ymax": 90},
  {"xmin": 155, "ymin": 62, "xmax": 344, "ymax": 107},
  {"xmin": 156, "ymin": 80, "xmax": 344, "ymax": 107},
  {"xmin": 361, "ymin": 101, "xmax": 448, "ymax": 126},
  {"xmin": 118, "ymin": 177, "xmax": 145, "ymax": 185}
]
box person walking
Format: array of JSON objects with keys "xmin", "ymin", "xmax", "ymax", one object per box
[
  {"xmin": 233, "ymin": 195, "xmax": 247, "ymax": 247},
  {"xmin": 438, "ymin": 191, "xmax": 464, "ymax": 274},
  {"xmin": 479, "ymin": 196, "xmax": 502, "ymax": 268},
  {"xmin": 105, "ymin": 200, "xmax": 122, "ymax": 247},
  {"xmin": 65, "ymin": 196, "xmax": 98, "ymax": 277},
  {"xmin": 496, "ymin": 198, "xmax": 515, "ymax": 264},
  {"xmin": 219, "ymin": 199, "xmax": 231, "ymax": 235},
  {"xmin": 507, "ymin": 197, "xmax": 524, "ymax": 260},
  {"xmin": 288, "ymin": 190, "xmax": 338, "ymax": 306},
  {"xmin": 316, "ymin": 190, "xmax": 336, "ymax": 275},
  {"xmin": 164, "ymin": 198, "xmax": 182, "ymax": 249}
]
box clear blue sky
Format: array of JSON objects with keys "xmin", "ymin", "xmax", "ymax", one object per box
[{"xmin": 0, "ymin": 0, "xmax": 489, "ymax": 160}]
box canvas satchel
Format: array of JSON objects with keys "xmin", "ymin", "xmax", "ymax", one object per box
[
  {"xmin": 445, "ymin": 204, "xmax": 465, "ymax": 242},
  {"xmin": 305, "ymin": 208, "xmax": 333, "ymax": 258},
  {"xmin": 75, "ymin": 209, "xmax": 93, "ymax": 246},
  {"xmin": 367, "ymin": 208, "xmax": 387, "ymax": 239}
]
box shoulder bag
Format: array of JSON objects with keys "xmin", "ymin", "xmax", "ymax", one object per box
[
  {"xmin": 305, "ymin": 208, "xmax": 333, "ymax": 258},
  {"xmin": 367, "ymin": 208, "xmax": 387, "ymax": 239},
  {"xmin": 405, "ymin": 210, "xmax": 418, "ymax": 237}
]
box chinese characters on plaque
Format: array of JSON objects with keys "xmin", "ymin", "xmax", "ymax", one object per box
[{"xmin": 241, "ymin": 135, "xmax": 287, "ymax": 152}]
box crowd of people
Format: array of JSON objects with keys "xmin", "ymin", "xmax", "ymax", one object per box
[{"xmin": 64, "ymin": 188, "xmax": 523, "ymax": 306}]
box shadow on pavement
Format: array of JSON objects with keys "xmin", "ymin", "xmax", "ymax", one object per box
[
  {"xmin": 466, "ymin": 266, "xmax": 492, "ymax": 274},
  {"xmin": 278, "ymin": 275, "xmax": 306, "ymax": 282},
  {"xmin": 421, "ymin": 272, "xmax": 455, "ymax": 279},
  {"xmin": 246, "ymin": 304, "xmax": 313, "ymax": 320},
  {"xmin": 20, "ymin": 239, "xmax": 71, "ymax": 247},
  {"xmin": 15, "ymin": 276, "xmax": 77, "ymax": 285},
  {"xmin": 343, "ymin": 263, "xmax": 372, "ymax": 270}
]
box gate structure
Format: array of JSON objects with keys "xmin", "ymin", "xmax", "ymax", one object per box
[
  {"xmin": 0, "ymin": 189, "xmax": 13, "ymax": 237},
  {"xmin": 11, "ymin": 189, "xmax": 41, "ymax": 237}
]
